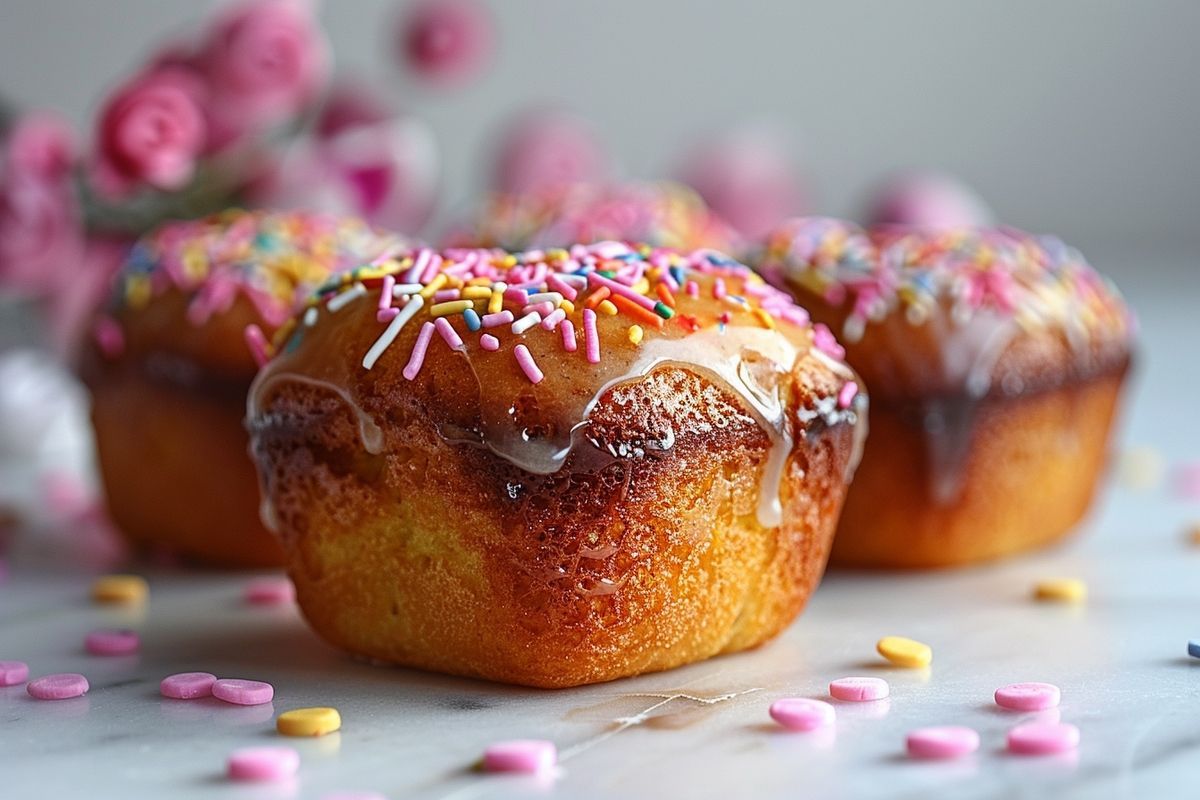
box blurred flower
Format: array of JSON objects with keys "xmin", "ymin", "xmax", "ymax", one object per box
[
  {"xmin": 5, "ymin": 111, "xmax": 74, "ymax": 181},
  {"xmin": 249, "ymin": 83, "xmax": 439, "ymax": 234},
  {"xmin": 91, "ymin": 68, "xmax": 207, "ymax": 198},
  {"xmin": 398, "ymin": 0, "xmax": 493, "ymax": 86},
  {"xmin": 678, "ymin": 126, "xmax": 807, "ymax": 242},
  {"xmin": 492, "ymin": 109, "xmax": 607, "ymax": 195},
  {"xmin": 200, "ymin": 0, "xmax": 330, "ymax": 150},
  {"xmin": 864, "ymin": 172, "xmax": 993, "ymax": 230}
]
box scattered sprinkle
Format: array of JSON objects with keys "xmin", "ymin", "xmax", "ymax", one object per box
[
  {"xmin": 84, "ymin": 629, "xmax": 140, "ymax": 657},
  {"xmin": 829, "ymin": 676, "xmax": 889, "ymax": 702},
  {"xmin": 907, "ymin": 726, "xmax": 980, "ymax": 759},
  {"xmin": 514, "ymin": 344, "xmax": 544, "ymax": 384},
  {"xmin": 434, "ymin": 317, "xmax": 465, "ymax": 350},
  {"xmin": 769, "ymin": 698, "xmax": 835, "ymax": 732},
  {"xmin": 244, "ymin": 577, "xmax": 295, "ymax": 606},
  {"xmin": 1034, "ymin": 578, "xmax": 1087, "ymax": 604},
  {"xmin": 27, "ymin": 673, "xmax": 89, "ymax": 700},
  {"xmin": 277, "ymin": 707, "xmax": 342, "ymax": 737},
  {"xmin": 160, "ymin": 672, "xmax": 217, "ymax": 699},
  {"xmin": 995, "ymin": 682, "xmax": 1061, "ymax": 711},
  {"xmin": 402, "ymin": 321, "xmax": 436, "ymax": 381},
  {"xmin": 0, "ymin": 660, "xmax": 29, "ymax": 687},
  {"xmin": 92, "ymin": 574, "xmax": 148, "ymax": 605},
  {"xmin": 362, "ymin": 294, "xmax": 425, "ymax": 370},
  {"xmin": 876, "ymin": 636, "xmax": 933, "ymax": 668},
  {"xmin": 482, "ymin": 739, "xmax": 557, "ymax": 774},
  {"xmin": 628, "ymin": 325, "xmax": 644, "ymax": 345},
  {"xmin": 212, "ymin": 678, "xmax": 275, "ymax": 706},
  {"xmin": 1007, "ymin": 721, "xmax": 1080, "ymax": 755},
  {"xmin": 227, "ymin": 746, "xmax": 300, "ymax": 782},
  {"xmin": 480, "ymin": 333, "xmax": 500, "ymax": 351}
]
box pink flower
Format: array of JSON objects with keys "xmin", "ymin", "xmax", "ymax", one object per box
[
  {"xmin": 398, "ymin": 0, "xmax": 493, "ymax": 86},
  {"xmin": 492, "ymin": 109, "xmax": 607, "ymax": 195},
  {"xmin": 0, "ymin": 172, "xmax": 83, "ymax": 297},
  {"xmin": 5, "ymin": 112, "xmax": 74, "ymax": 181},
  {"xmin": 91, "ymin": 68, "xmax": 207, "ymax": 198},
  {"xmin": 201, "ymin": 0, "xmax": 329, "ymax": 149},
  {"xmin": 865, "ymin": 172, "xmax": 993, "ymax": 230}
]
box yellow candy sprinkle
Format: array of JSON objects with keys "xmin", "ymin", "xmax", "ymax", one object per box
[
  {"xmin": 461, "ymin": 286, "xmax": 492, "ymax": 300},
  {"xmin": 598, "ymin": 299, "xmax": 618, "ymax": 316},
  {"xmin": 876, "ymin": 636, "xmax": 933, "ymax": 668},
  {"xmin": 429, "ymin": 300, "xmax": 472, "ymax": 317},
  {"xmin": 125, "ymin": 275, "xmax": 152, "ymax": 309},
  {"xmin": 92, "ymin": 574, "xmax": 149, "ymax": 605},
  {"xmin": 488, "ymin": 290, "xmax": 504, "ymax": 314},
  {"xmin": 276, "ymin": 707, "xmax": 342, "ymax": 737},
  {"xmin": 1034, "ymin": 578, "xmax": 1087, "ymax": 603},
  {"xmin": 418, "ymin": 274, "xmax": 448, "ymax": 299},
  {"xmin": 628, "ymin": 325, "xmax": 644, "ymax": 345},
  {"xmin": 752, "ymin": 308, "xmax": 776, "ymax": 329},
  {"xmin": 559, "ymin": 299, "xmax": 575, "ymax": 315}
]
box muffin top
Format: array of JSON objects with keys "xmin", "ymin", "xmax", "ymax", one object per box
[
  {"xmin": 250, "ymin": 240, "xmax": 864, "ymax": 527},
  {"xmin": 757, "ymin": 218, "xmax": 1133, "ymax": 399},
  {"xmin": 445, "ymin": 181, "xmax": 742, "ymax": 254}
]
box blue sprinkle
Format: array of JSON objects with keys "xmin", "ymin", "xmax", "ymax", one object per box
[
  {"xmin": 669, "ymin": 266, "xmax": 686, "ymax": 287},
  {"xmin": 1190, "ymin": 640, "xmax": 1200, "ymax": 659},
  {"xmin": 463, "ymin": 308, "xmax": 481, "ymax": 332}
]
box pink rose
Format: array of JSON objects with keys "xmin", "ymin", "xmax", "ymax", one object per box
[
  {"xmin": 0, "ymin": 172, "xmax": 83, "ymax": 297},
  {"xmin": 91, "ymin": 68, "xmax": 207, "ymax": 198},
  {"xmin": 399, "ymin": 0, "xmax": 492, "ymax": 86},
  {"xmin": 5, "ymin": 112, "xmax": 75, "ymax": 181},
  {"xmin": 492, "ymin": 109, "xmax": 607, "ymax": 195},
  {"xmin": 201, "ymin": 0, "xmax": 329, "ymax": 149}
]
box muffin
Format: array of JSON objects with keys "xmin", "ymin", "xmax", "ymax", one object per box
[
  {"xmin": 759, "ymin": 218, "xmax": 1133, "ymax": 568},
  {"xmin": 247, "ymin": 241, "xmax": 865, "ymax": 686},
  {"xmin": 83, "ymin": 209, "xmax": 407, "ymax": 567}
]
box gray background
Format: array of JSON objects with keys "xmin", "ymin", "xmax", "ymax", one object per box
[{"xmin": 2, "ymin": 0, "xmax": 1198, "ymax": 255}]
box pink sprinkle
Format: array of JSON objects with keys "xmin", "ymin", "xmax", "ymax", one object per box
[
  {"xmin": 713, "ymin": 278, "xmax": 727, "ymax": 300},
  {"xmin": 212, "ymin": 678, "xmax": 274, "ymax": 706},
  {"xmin": 244, "ymin": 577, "xmax": 295, "ymax": 606},
  {"xmin": 482, "ymin": 739, "xmax": 556, "ymax": 774},
  {"xmin": 420, "ymin": 251, "xmax": 442, "ymax": 283},
  {"xmin": 541, "ymin": 308, "xmax": 567, "ymax": 330},
  {"xmin": 546, "ymin": 273, "xmax": 578, "ymax": 301},
  {"xmin": 522, "ymin": 301, "xmax": 555, "ymax": 318},
  {"xmin": 829, "ymin": 676, "xmax": 889, "ymax": 702},
  {"xmin": 769, "ymin": 698, "xmax": 836, "ymax": 732},
  {"xmin": 583, "ymin": 308, "xmax": 600, "ymax": 364},
  {"xmin": 837, "ymin": 380, "xmax": 859, "ymax": 409},
  {"xmin": 433, "ymin": 288, "xmax": 461, "ymax": 302},
  {"xmin": 376, "ymin": 307, "xmax": 400, "ymax": 323},
  {"xmin": 1007, "ymin": 721, "xmax": 1080, "ymax": 755},
  {"xmin": 27, "ymin": 673, "xmax": 88, "ymax": 700},
  {"xmin": 561, "ymin": 320, "xmax": 577, "ymax": 352},
  {"xmin": 227, "ymin": 746, "xmax": 300, "ymax": 782},
  {"xmin": 482, "ymin": 310, "xmax": 514, "ymax": 328},
  {"xmin": 813, "ymin": 323, "xmax": 846, "ymax": 360},
  {"xmin": 514, "ymin": 344, "xmax": 544, "ymax": 384},
  {"xmin": 378, "ymin": 274, "xmax": 395, "ymax": 312},
  {"xmin": 995, "ymin": 682, "xmax": 1061, "ymax": 712},
  {"xmin": 0, "ymin": 660, "xmax": 29, "ymax": 686},
  {"xmin": 686, "ymin": 281, "xmax": 699, "ymax": 298},
  {"xmin": 435, "ymin": 317, "xmax": 465, "ymax": 350},
  {"xmin": 92, "ymin": 317, "xmax": 124, "ymax": 358},
  {"xmin": 244, "ymin": 324, "xmax": 270, "ymax": 368},
  {"xmin": 85, "ymin": 629, "xmax": 140, "ymax": 656},
  {"xmin": 405, "ymin": 248, "xmax": 430, "ymax": 283},
  {"xmin": 587, "ymin": 271, "xmax": 657, "ymax": 311},
  {"xmin": 403, "ymin": 321, "xmax": 436, "ymax": 380},
  {"xmin": 504, "ymin": 287, "xmax": 528, "ymax": 305},
  {"xmin": 160, "ymin": 672, "xmax": 217, "ymax": 699},
  {"xmin": 480, "ymin": 333, "xmax": 500, "ymax": 351},
  {"xmin": 906, "ymin": 726, "xmax": 980, "ymax": 759}
]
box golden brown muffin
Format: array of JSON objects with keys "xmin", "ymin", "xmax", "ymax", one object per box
[
  {"xmin": 82, "ymin": 210, "xmax": 408, "ymax": 567},
  {"xmin": 758, "ymin": 218, "xmax": 1133, "ymax": 568},
  {"xmin": 247, "ymin": 242, "xmax": 865, "ymax": 686}
]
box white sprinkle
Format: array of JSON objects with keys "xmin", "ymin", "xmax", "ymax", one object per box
[
  {"xmin": 327, "ymin": 282, "xmax": 367, "ymax": 313},
  {"xmin": 524, "ymin": 291, "xmax": 563, "ymax": 306},
  {"xmin": 511, "ymin": 311, "xmax": 542, "ymax": 335},
  {"xmin": 303, "ymin": 307, "xmax": 318, "ymax": 327},
  {"xmin": 391, "ymin": 283, "xmax": 424, "ymax": 297},
  {"xmin": 362, "ymin": 294, "xmax": 425, "ymax": 370}
]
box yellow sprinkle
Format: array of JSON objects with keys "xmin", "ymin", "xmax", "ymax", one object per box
[
  {"xmin": 125, "ymin": 276, "xmax": 152, "ymax": 309},
  {"xmin": 500, "ymin": 255, "xmax": 517, "ymax": 268},
  {"xmin": 1034, "ymin": 578, "xmax": 1087, "ymax": 604},
  {"xmin": 468, "ymin": 277, "xmax": 493, "ymax": 286},
  {"xmin": 418, "ymin": 274, "xmax": 448, "ymax": 299},
  {"xmin": 559, "ymin": 299, "xmax": 575, "ymax": 315},
  {"xmin": 876, "ymin": 636, "xmax": 932, "ymax": 668},
  {"xmin": 445, "ymin": 275, "xmax": 464, "ymax": 289},
  {"xmin": 488, "ymin": 290, "xmax": 504, "ymax": 314},
  {"xmin": 598, "ymin": 299, "xmax": 618, "ymax": 316},
  {"xmin": 461, "ymin": 286, "xmax": 492, "ymax": 300},
  {"xmin": 276, "ymin": 707, "xmax": 342, "ymax": 737},
  {"xmin": 429, "ymin": 300, "xmax": 472, "ymax": 317},
  {"xmin": 546, "ymin": 248, "xmax": 569, "ymax": 262},
  {"xmin": 92, "ymin": 574, "xmax": 149, "ymax": 605},
  {"xmin": 628, "ymin": 325, "xmax": 644, "ymax": 345},
  {"xmin": 752, "ymin": 308, "xmax": 776, "ymax": 329},
  {"xmin": 181, "ymin": 247, "xmax": 209, "ymax": 282},
  {"xmin": 632, "ymin": 278, "xmax": 650, "ymax": 295}
]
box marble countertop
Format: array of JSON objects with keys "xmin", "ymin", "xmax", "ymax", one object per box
[{"xmin": 1, "ymin": 253, "xmax": 1198, "ymax": 799}]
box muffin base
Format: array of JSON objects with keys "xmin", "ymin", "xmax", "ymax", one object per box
[{"xmin": 831, "ymin": 366, "xmax": 1128, "ymax": 569}]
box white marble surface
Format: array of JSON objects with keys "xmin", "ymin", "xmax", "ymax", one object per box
[{"xmin": 1, "ymin": 254, "xmax": 1198, "ymax": 800}]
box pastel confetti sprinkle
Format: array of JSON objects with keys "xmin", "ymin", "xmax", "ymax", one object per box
[
  {"xmin": 1007, "ymin": 721, "xmax": 1080, "ymax": 755},
  {"xmin": 84, "ymin": 629, "xmax": 140, "ymax": 657},
  {"xmin": 277, "ymin": 706, "xmax": 342, "ymax": 737},
  {"xmin": 160, "ymin": 672, "xmax": 217, "ymax": 699},
  {"xmin": 91, "ymin": 574, "xmax": 148, "ymax": 605},
  {"xmin": 906, "ymin": 726, "xmax": 980, "ymax": 759},
  {"xmin": 769, "ymin": 698, "xmax": 836, "ymax": 732},
  {"xmin": 1034, "ymin": 578, "xmax": 1087, "ymax": 604},
  {"xmin": 482, "ymin": 739, "xmax": 557, "ymax": 774},
  {"xmin": 0, "ymin": 660, "xmax": 29, "ymax": 687},
  {"xmin": 27, "ymin": 673, "xmax": 89, "ymax": 700},
  {"xmin": 829, "ymin": 676, "xmax": 889, "ymax": 702},
  {"xmin": 213, "ymin": 678, "xmax": 275, "ymax": 706},
  {"xmin": 227, "ymin": 746, "xmax": 300, "ymax": 782},
  {"xmin": 995, "ymin": 682, "xmax": 1061, "ymax": 711},
  {"xmin": 876, "ymin": 636, "xmax": 932, "ymax": 668}
]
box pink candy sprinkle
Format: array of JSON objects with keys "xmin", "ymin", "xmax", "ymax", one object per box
[
  {"xmin": 514, "ymin": 344, "xmax": 544, "ymax": 384},
  {"xmin": 482, "ymin": 739, "xmax": 557, "ymax": 774},
  {"xmin": 160, "ymin": 672, "xmax": 217, "ymax": 699},
  {"xmin": 906, "ymin": 726, "xmax": 980, "ymax": 759},
  {"xmin": 92, "ymin": 317, "xmax": 124, "ymax": 358},
  {"xmin": 27, "ymin": 673, "xmax": 89, "ymax": 700},
  {"xmin": 244, "ymin": 324, "xmax": 270, "ymax": 368},
  {"xmin": 480, "ymin": 333, "xmax": 500, "ymax": 351},
  {"xmin": 212, "ymin": 678, "xmax": 274, "ymax": 706},
  {"xmin": 560, "ymin": 319, "xmax": 577, "ymax": 352},
  {"xmin": 482, "ymin": 310, "xmax": 514, "ymax": 328},
  {"xmin": 812, "ymin": 323, "xmax": 845, "ymax": 360},
  {"xmin": 0, "ymin": 660, "xmax": 30, "ymax": 686},
  {"xmin": 376, "ymin": 307, "xmax": 400, "ymax": 323},
  {"xmin": 244, "ymin": 577, "xmax": 295, "ymax": 605},
  {"xmin": 995, "ymin": 682, "xmax": 1061, "ymax": 712},
  {"xmin": 85, "ymin": 629, "xmax": 140, "ymax": 656},
  {"xmin": 1007, "ymin": 721, "xmax": 1080, "ymax": 755},
  {"xmin": 379, "ymin": 275, "xmax": 395, "ymax": 312},
  {"xmin": 435, "ymin": 316, "xmax": 465, "ymax": 349},
  {"xmin": 829, "ymin": 676, "xmax": 890, "ymax": 702},
  {"xmin": 837, "ymin": 380, "xmax": 859, "ymax": 410},
  {"xmin": 403, "ymin": 321, "xmax": 436, "ymax": 380},
  {"xmin": 769, "ymin": 698, "xmax": 836, "ymax": 732},
  {"xmin": 227, "ymin": 746, "xmax": 300, "ymax": 782},
  {"xmin": 583, "ymin": 308, "xmax": 600, "ymax": 364}
]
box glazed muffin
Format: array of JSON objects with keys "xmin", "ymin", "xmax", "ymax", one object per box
[
  {"xmin": 445, "ymin": 180, "xmax": 742, "ymax": 254},
  {"xmin": 247, "ymin": 241, "xmax": 865, "ymax": 687},
  {"xmin": 758, "ymin": 218, "xmax": 1133, "ymax": 568},
  {"xmin": 83, "ymin": 209, "xmax": 407, "ymax": 567}
]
